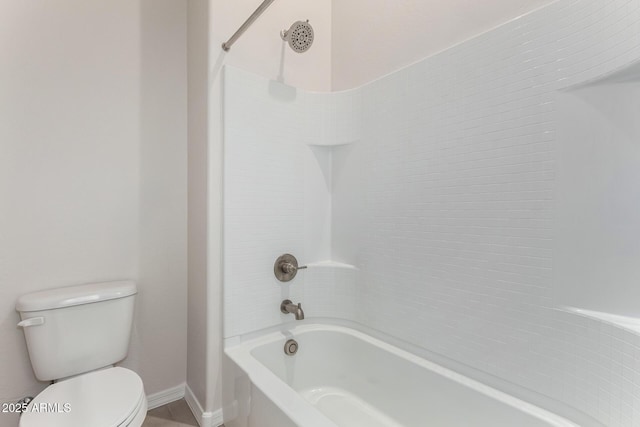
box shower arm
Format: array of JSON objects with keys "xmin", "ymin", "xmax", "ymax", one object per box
[{"xmin": 222, "ymin": 0, "xmax": 277, "ymax": 51}]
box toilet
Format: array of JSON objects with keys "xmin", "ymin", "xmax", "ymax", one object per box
[{"xmin": 16, "ymin": 281, "xmax": 147, "ymax": 427}]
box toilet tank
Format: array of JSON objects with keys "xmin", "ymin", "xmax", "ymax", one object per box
[{"xmin": 16, "ymin": 281, "xmax": 137, "ymax": 381}]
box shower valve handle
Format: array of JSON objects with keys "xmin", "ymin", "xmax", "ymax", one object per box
[
  {"xmin": 274, "ymin": 254, "xmax": 306, "ymax": 282},
  {"xmin": 281, "ymin": 262, "xmax": 307, "ymax": 274}
]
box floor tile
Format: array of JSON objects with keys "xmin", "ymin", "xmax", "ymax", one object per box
[
  {"xmin": 142, "ymin": 415, "xmax": 194, "ymax": 427},
  {"xmin": 148, "ymin": 405, "xmax": 172, "ymax": 420},
  {"xmin": 144, "ymin": 399, "xmax": 198, "ymax": 427},
  {"xmin": 166, "ymin": 399, "xmax": 199, "ymax": 426}
]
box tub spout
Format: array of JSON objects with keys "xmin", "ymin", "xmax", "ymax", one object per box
[{"xmin": 280, "ymin": 300, "xmax": 305, "ymax": 320}]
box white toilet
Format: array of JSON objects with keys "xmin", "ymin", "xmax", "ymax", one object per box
[{"xmin": 16, "ymin": 280, "xmax": 147, "ymax": 427}]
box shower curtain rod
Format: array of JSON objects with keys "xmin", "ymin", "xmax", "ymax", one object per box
[{"xmin": 222, "ymin": 0, "xmax": 277, "ymax": 51}]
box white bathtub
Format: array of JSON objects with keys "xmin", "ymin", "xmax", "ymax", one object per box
[{"xmin": 224, "ymin": 324, "xmax": 578, "ymax": 427}]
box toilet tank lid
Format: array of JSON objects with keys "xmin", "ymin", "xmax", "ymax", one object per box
[{"xmin": 16, "ymin": 281, "xmax": 137, "ymax": 312}]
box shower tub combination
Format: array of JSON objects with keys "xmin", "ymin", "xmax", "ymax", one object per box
[{"xmin": 224, "ymin": 323, "xmax": 578, "ymax": 427}]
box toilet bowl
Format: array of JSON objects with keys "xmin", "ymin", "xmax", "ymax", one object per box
[
  {"xmin": 19, "ymin": 367, "xmax": 147, "ymax": 427},
  {"xmin": 16, "ymin": 281, "xmax": 147, "ymax": 427}
]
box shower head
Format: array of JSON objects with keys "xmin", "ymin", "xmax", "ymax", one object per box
[{"xmin": 281, "ymin": 20, "xmax": 314, "ymax": 53}]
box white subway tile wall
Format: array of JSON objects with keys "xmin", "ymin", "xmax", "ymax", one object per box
[
  {"xmin": 223, "ymin": 70, "xmax": 363, "ymax": 337},
  {"xmin": 224, "ymin": 1, "xmax": 640, "ymax": 426}
]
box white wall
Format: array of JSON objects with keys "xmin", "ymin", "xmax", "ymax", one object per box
[
  {"xmin": 184, "ymin": 1, "xmax": 333, "ymax": 423},
  {"xmin": 331, "ymin": 1, "xmax": 640, "ymax": 425},
  {"xmin": 0, "ymin": 2, "xmax": 187, "ymax": 425},
  {"xmin": 223, "ymin": 68, "xmax": 362, "ymax": 339},
  {"xmin": 187, "ymin": 0, "xmax": 210, "ymax": 415},
  {"xmin": 331, "ymin": 0, "xmax": 557, "ymax": 90}
]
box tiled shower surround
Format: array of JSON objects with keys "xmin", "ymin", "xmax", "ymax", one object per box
[{"xmin": 224, "ymin": 1, "xmax": 640, "ymax": 426}]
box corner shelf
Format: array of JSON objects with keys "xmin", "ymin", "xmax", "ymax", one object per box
[{"xmin": 562, "ymin": 306, "xmax": 640, "ymax": 335}]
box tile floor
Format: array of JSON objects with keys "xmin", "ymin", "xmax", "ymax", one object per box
[{"xmin": 142, "ymin": 399, "xmax": 199, "ymax": 427}]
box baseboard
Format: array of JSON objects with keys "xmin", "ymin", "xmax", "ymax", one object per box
[
  {"xmin": 146, "ymin": 383, "xmax": 186, "ymax": 410},
  {"xmin": 184, "ymin": 383, "xmax": 224, "ymax": 427}
]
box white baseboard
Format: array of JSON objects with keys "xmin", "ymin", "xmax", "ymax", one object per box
[
  {"xmin": 184, "ymin": 383, "xmax": 224, "ymax": 427},
  {"xmin": 146, "ymin": 383, "xmax": 186, "ymax": 410}
]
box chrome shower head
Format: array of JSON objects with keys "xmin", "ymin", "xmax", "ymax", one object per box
[{"xmin": 281, "ymin": 20, "xmax": 314, "ymax": 53}]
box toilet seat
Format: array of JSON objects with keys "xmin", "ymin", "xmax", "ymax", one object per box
[{"xmin": 19, "ymin": 367, "xmax": 146, "ymax": 427}]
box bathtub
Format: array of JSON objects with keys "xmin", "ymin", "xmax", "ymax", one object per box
[{"xmin": 224, "ymin": 323, "xmax": 578, "ymax": 427}]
